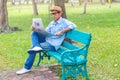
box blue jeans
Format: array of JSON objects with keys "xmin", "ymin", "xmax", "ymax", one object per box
[{"xmin": 24, "ymin": 31, "xmax": 55, "ymax": 69}]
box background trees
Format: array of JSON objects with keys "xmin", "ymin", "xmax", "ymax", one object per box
[
  {"xmin": 0, "ymin": 0, "xmax": 10, "ymax": 33},
  {"xmin": 32, "ymin": 0, "xmax": 38, "ymax": 16},
  {"xmin": 0, "ymin": 0, "xmax": 118, "ymax": 33},
  {"xmin": 54, "ymin": 0, "xmax": 66, "ymax": 18}
]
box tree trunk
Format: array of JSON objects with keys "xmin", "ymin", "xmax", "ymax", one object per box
[
  {"xmin": 83, "ymin": 0, "xmax": 87, "ymax": 14},
  {"xmin": 109, "ymin": 0, "xmax": 112, "ymax": 8},
  {"xmin": 11, "ymin": 0, "xmax": 15, "ymax": 5},
  {"xmin": 78, "ymin": 0, "xmax": 82, "ymax": 5},
  {"xmin": 70, "ymin": 0, "xmax": 74, "ymax": 7},
  {"xmin": 32, "ymin": 0, "xmax": 38, "ymax": 16},
  {"xmin": 26, "ymin": 0, "xmax": 30, "ymax": 4},
  {"xmin": 48, "ymin": 0, "xmax": 52, "ymax": 21},
  {"xmin": 54, "ymin": 0, "xmax": 67, "ymax": 18},
  {"xmin": 18, "ymin": 0, "xmax": 21, "ymax": 5},
  {"xmin": 0, "ymin": 0, "xmax": 10, "ymax": 32},
  {"xmin": 100, "ymin": 0, "xmax": 106, "ymax": 5}
]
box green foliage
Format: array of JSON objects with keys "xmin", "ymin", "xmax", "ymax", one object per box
[{"xmin": 0, "ymin": 3, "xmax": 120, "ymax": 80}]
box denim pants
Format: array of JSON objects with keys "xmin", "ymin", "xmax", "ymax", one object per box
[{"xmin": 24, "ymin": 31, "xmax": 55, "ymax": 69}]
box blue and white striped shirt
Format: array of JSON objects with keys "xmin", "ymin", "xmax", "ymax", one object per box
[{"xmin": 45, "ymin": 17, "xmax": 77, "ymax": 50}]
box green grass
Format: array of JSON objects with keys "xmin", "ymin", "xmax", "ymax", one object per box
[{"xmin": 0, "ymin": 3, "xmax": 120, "ymax": 80}]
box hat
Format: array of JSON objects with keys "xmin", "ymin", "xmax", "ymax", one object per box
[{"xmin": 50, "ymin": 6, "xmax": 62, "ymax": 12}]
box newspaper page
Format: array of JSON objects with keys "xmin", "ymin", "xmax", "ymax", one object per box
[{"xmin": 32, "ymin": 18, "xmax": 54, "ymax": 37}]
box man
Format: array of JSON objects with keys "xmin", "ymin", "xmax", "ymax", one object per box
[{"xmin": 16, "ymin": 6, "xmax": 77, "ymax": 74}]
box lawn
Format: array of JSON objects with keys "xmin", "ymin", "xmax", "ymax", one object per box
[{"xmin": 0, "ymin": 2, "xmax": 120, "ymax": 80}]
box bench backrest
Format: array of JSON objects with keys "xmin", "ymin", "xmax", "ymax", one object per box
[
  {"xmin": 59, "ymin": 30, "xmax": 92, "ymax": 57},
  {"xmin": 66, "ymin": 30, "xmax": 91, "ymax": 45}
]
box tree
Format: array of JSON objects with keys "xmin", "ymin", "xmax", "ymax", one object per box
[
  {"xmin": 26, "ymin": 0, "xmax": 30, "ymax": 4},
  {"xmin": 0, "ymin": 0, "xmax": 10, "ymax": 33},
  {"xmin": 32, "ymin": 0, "xmax": 38, "ymax": 16},
  {"xmin": 83, "ymin": 0, "xmax": 88, "ymax": 14},
  {"xmin": 108, "ymin": 0, "xmax": 112, "ymax": 8},
  {"xmin": 78, "ymin": 0, "xmax": 82, "ymax": 5},
  {"xmin": 10, "ymin": 0, "xmax": 15, "ymax": 5},
  {"xmin": 54, "ymin": 0, "xmax": 67, "ymax": 18},
  {"xmin": 70, "ymin": 0, "xmax": 74, "ymax": 7},
  {"xmin": 18, "ymin": 0, "xmax": 21, "ymax": 5},
  {"xmin": 100, "ymin": 0, "xmax": 106, "ymax": 5}
]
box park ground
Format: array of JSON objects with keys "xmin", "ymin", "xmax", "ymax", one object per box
[{"xmin": 0, "ymin": 2, "xmax": 120, "ymax": 80}]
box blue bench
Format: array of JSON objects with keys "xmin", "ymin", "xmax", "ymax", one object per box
[{"xmin": 36, "ymin": 30, "xmax": 92, "ymax": 80}]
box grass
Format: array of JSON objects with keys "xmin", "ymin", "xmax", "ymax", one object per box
[{"xmin": 0, "ymin": 2, "xmax": 120, "ymax": 80}]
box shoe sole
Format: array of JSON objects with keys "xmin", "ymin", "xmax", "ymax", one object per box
[
  {"xmin": 27, "ymin": 50, "xmax": 43, "ymax": 53},
  {"xmin": 16, "ymin": 70, "xmax": 31, "ymax": 75}
]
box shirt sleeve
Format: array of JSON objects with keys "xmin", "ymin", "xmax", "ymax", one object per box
[
  {"xmin": 65, "ymin": 19, "xmax": 77, "ymax": 29},
  {"xmin": 68, "ymin": 23, "xmax": 77, "ymax": 29},
  {"xmin": 32, "ymin": 21, "xmax": 35, "ymax": 27},
  {"xmin": 45, "ymin": 24, "xmax": 51, "ymax": 32}
]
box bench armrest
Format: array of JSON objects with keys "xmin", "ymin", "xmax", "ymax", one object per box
[{"xmin": 60, "ymin": 46, "xmax": 88, "ymax": 65}]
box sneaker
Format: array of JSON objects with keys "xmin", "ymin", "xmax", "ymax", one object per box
[
  {"xmin": 16, "ymin": 68, "xmax": 31, "ymax": 75},
  {"xmin": 28, "ymin": 46, "xmax": 43, "ymax": 53}
]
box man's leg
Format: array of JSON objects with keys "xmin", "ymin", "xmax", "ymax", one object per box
[
  {"xmin": 16, "ymin": 52, "xmax": 37, "ymax": 75},
  {"xmin": 24, "ymin": 52, "xmax": 36, "ymax": 70},
  {"xmin": 31, "ymin": 31, "xmax": 45, "ymax": 47},
  {"xmin": 40, "ymin": 42, "xmax": 56, "ymax": 51},
  {"xmin": 24, "ymin": 42, "xmax": 55, "ymax": 69},
  {"xmin": 16, "ymin": 32, "xmax": 46, "ymax": 74},
  {"xmin": 25, "ymin": 31, "xmax": 47, "ymax": 69},
  {"xmin": 28, "ymin": 31, "xmax": 46, "ymax": 53}
]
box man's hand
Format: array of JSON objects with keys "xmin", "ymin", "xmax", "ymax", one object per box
[
  {"xmin": 30, "ymin": 26, "xmax": 35, "ymax": 31},
  {"xmin": 55, "ymin": 31, "xmax": 63, "ymax": 36},
  {"xmin": 55, "ymin": 28, "xmax": 71, "ymax": 36}
]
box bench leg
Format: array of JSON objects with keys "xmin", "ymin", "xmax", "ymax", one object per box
[
  {"xmin": 36, "ymin": 51, "xmax": 51, "ymax": 67},
  {"xmin": 36, "ymin": 52, "xmax": 41, "ymax": 67},
  {"xmin": 62, "ymin": 65, "xmax": 77, "ymax": 80},
  {"xmin": 62, "ymin": 66, "xmax": 65, "ymax": 80},
  {"xmin": 61, "ymin": 64, "xmax": 89, "ymax": 80},
  {"xmin": 83, "ymin": 64, "xmax": 89, "ymax": 80}
]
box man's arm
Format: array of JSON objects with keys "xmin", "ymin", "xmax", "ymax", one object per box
[{"xmin": 55, "ymin": 27, "xmax": 71, "ymax": 36}]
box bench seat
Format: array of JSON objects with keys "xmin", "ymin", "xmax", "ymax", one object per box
[{"xmin": 47, "ymin": 47, "xmax": 87, "ymax": 65}]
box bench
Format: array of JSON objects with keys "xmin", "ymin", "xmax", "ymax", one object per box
[{"xmin": 36, "ymin": 29, "xmax": 92, "ymax": 80}]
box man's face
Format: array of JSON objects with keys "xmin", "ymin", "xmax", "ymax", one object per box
[{"xmin": 51, "ymin": 11, "xmax": 62, "ymax": 21}]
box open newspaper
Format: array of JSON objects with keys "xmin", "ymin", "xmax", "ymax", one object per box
[{"xmin": 32, "ymin": 18, "xmax": 54, "ymax": 37}]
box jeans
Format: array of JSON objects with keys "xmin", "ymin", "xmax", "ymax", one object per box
[{"xmin": 24, "ymin": 31, "xmax": 55, "ymax": 69}]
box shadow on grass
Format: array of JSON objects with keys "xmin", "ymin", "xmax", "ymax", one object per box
[{"xmin": 0, "ymin": 26, "xmax": 22, "ymax": 34}]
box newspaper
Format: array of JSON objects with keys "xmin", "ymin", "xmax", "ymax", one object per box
[{"xmin": 32, "ymin": 18, "xmax": 54, "ymax": 37}]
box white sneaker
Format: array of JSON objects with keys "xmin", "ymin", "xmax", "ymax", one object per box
[
  {"xmin": 28, "ymin": 46, "xmax": 43, "ymax": 53},
  {"xmin": 16, "ymin": 68, "xmax": 31, "ymax": 75},
  {"xmin": 31, "ymin": 46, "xmax": 42, "ymax": 51}
]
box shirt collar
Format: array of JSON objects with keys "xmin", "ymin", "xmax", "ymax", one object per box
[{"xmin": 53, "ymin": 17, "xmax": 62, "ymax": 24}]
